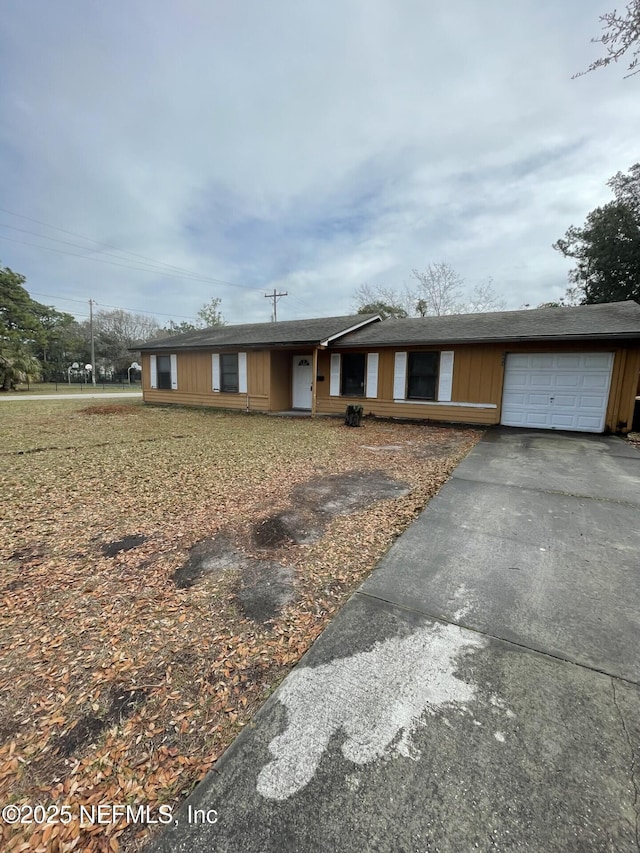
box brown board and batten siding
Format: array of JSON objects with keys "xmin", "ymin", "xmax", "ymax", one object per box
[
  {"xmin": 315, "ymin": 342, "xmax": 640, "ymax": 431},
  {"xmin": 315, "ymin": 346, "xmax": 500, "ymax": 425},
  {"xmin": 135, "ymin": 303, "xmax": 640, "ymax": 433},
  {"xmin": 141, "ymin": 350, "xmax": 271, "ymax": 412}
]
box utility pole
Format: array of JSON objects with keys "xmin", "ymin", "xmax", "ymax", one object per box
[
  {"xmin": 89, "ymin": 299, "xmax": 97, "ymax": 386},
  {"xmin": 264, "ymin": 288, "xmax": 288, "ymax": 322}
]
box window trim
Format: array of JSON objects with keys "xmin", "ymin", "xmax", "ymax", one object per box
[
  {"xmin": 220, "ymin": 352, "xmax": 239, "ymax": 393},
  {"xmin": 149, "ymin": 353, "xmax": 177, "ymax": 390},
  {"xmin": 407, "ymin": 351, "xmax": 440, "ymax": 401},
  {"xmin": 157, "ymin": 354, "xmax": 173, "ymax": 390},
  {"xmin": 212, "ymin": 352, "xmax": 248, "ymax": 394},
  {"xmin": 330, "ymin": 352, "xmax": 379, "ymax": 398},
  {"xmin": 393, "ymin": 350, "xmax": 455, "ymax": 402}
]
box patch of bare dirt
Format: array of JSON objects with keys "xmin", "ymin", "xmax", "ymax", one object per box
[
  {"xmin": 173, "ymin": 535, "xmax": 245, "ymax": 588},
  {"xmin": 253, "ymin": 470, "xmax": 410, "ymax": 546},
  {"xmin": 55, "ymin": 687, "xmax": 148, "ymax": 760},
  {"xmin": 236, "ymin": 561, "xmax": 295, "ymax": 622},
  {"xmin": 101, "ymin": 533, "xmax": 148, "ymax": 558},
  {"xmin": 174, "ymin": 535, "xmax": 295, "ymax": 623}
]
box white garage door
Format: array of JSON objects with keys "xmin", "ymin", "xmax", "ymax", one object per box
[{"xmin": 501, "ymin": 352, "xmax": 614, "ymax": 433}]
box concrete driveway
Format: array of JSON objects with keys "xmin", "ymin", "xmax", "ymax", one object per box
[{"xmin": 148, "ymin": 429, "xmax": 640, "ymax": 853}]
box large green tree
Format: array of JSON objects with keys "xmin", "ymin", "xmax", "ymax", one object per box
[
  {"xmin": 553, "ymin": 163, "xmax": 640, "ymax": 305},
  {"xmin": 0, "ymin": 264, "xmax": 42, "ymax": 390},
  {"xmin": 0, "ymin": 263, "xmax": 84, "ymax": 388}
]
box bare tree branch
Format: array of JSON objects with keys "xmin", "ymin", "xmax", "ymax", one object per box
[{"xmin": 575, "ymin": 1, "xmax": 640, "ymax": 78}]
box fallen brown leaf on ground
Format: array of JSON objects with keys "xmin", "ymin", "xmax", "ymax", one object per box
[{"xmin": 0, "ymin": 401, "xmax": 482, "ymax": 851}]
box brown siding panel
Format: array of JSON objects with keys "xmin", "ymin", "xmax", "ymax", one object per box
[
  {"xmin": 142, "ymin": 341, "xmax": 640, "ymax": 432},
  {"xmin": 270, "ymin": 351, "xmax": 291, "ymax": 410},
  {"xmin": 248, "ymin": 351, "xmax": 270, "ymax": 397}
]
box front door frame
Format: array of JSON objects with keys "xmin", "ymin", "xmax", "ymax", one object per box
[{"xmin": 292, "ymin": 354, "xmax": 313, "ymax": 410}]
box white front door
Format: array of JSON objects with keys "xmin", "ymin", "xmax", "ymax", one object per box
[
  {"xmin": 501, "ymin": 352, "xmax": 614, "ymax": 433},
  {"xmin": 292, "ymin": 355, "xmax": 313, "ymax": 409}
]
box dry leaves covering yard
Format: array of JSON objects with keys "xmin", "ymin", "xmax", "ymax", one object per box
[{"xmin": 0, "ymin": 400, "xmax": 481, "ymax": 852}]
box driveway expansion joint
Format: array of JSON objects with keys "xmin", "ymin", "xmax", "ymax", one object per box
[
  {"xmin": 355, "ymin": 590, "xmax": 640, "ymax": 688},
  {"xmin": 452, "ymin": 472, "xmax": 640, "ymax": 508},
  {"xmin": 611, "ymin": 678, "xmax": 640, "ymax": 851}
]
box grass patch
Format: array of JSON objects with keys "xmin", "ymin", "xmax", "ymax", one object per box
[{"xmin": 0, "ymin": 402, "xmax": 482, "ymax": 852}]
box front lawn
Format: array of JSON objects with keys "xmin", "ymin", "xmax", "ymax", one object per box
[{"xmin": 0, "ymin": 402, "xmax": 481, "ymax": 852}]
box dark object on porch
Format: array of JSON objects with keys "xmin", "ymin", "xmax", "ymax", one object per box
[
  {"xmin": 632, "ymin": 398, "xmax": 640, "ymax": 431},
  {"xmin": 345, "ymin": 404, "xmax": 363, "ymax": 427}
]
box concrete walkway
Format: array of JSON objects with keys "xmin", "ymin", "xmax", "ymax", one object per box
[{"xmin": 149, "ymin": 429, "xmax": 640, "ymax": 853}]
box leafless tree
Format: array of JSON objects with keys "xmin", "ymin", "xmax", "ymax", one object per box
[
  {"xmin": 576, "ymin": 1, "xmax": 640, "ymax": 78},
  {"xmin": 410, "ymin": 264, "xmax": 506, "ymax": 316},
  {"xmin": 353, "ymin": 264, "xmax": 506, "ymax": 318},
  {"xmin": 85, "ymin": 309, "xmax": 160, "ymax": 373}
]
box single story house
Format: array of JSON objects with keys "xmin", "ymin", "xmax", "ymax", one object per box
[{"xmin": 136, "ymin": 300, "xmax": 640, "ymax": 434}]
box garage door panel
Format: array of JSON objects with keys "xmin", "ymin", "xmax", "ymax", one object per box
[
  {"xmin": 584, "ymin": 354, "xmax": 613, "ymax": 369},
  {"xmin": 502, "ymin": 392, "xmax": 527, "ymax": 405},
  {"xmin": 552, "ymin": 375, "xmax": 580, "ymax": 388},
  {"xmin": 582, "ymin": 374, "xmax": 610, "ymax": 389},
  {"xmin": 528, "ymin": 374, "xmax": 553, "ymax": 388},
  {"xmin": 501, "ymin": 352, "xmax": 613, "ymax": 433},
  {"xmin": 549, "ymin": 414, "xmax": 577, "ymax": 428},
  {"xmin": 528, "ymin": 393, "xmax": 554, "ymax": 405},
  {"xmin": 525, "ymin": 411, "xmax": 552, "ymax": 426},
  {"xmin": 553, "ymin": 394, "xmax": 578, "ymax": 407},
  {"xmin": 556, "ymin": 354, "xmax": 582, "ymax": 369},
  {"xmin": 529, "ymin": 354, "xmax": 555, "ymax": 368},
  {"xmin": 579, "ymin": 394, "xmax": 608, "ymax": 408}
]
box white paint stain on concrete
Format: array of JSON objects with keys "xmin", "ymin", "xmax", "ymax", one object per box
[
  {"xmin": 490, "ymin": 694, "xmax": 515, "ymax": 719},
  {"xmin": 256, "ymin": 622, "xmax": 485, "ymax": 801},
  {"xmin": 494, "ymin": 731, "xmax": 506, "ymax": 743},
  {"xmin": 452, "ymin": 583, "xmax": 474, "ymax": 622}
]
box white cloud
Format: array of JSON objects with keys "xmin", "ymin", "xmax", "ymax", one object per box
[{"xmin": 0, "ymin": 0, "xmax": 638, "ymax": 324}]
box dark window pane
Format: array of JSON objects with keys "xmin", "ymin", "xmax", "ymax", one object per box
[
  {"xmin": 341, "ymin": 353, "xmax": 366, "ymax": 397},
  {"xmin": 221, "ymin": 353, "xmax": 239, "ymax": 393},
  {"xmin": 157, "ymin": 355, "xmax": 172, "ymax": 390},
  {"xmin": 407, "ymin": 352, "xmax": 439, "ymax": 400}
]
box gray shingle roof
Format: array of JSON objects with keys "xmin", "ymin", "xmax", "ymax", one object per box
[
  {"xmin": 137, "ymin": 314, "xmax": 379, "ymax": 351},
  {"xmin": 336, "ymin": 301, "xmax": 640, "ymax": 347}
]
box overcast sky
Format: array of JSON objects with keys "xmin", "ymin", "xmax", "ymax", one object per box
[{"xmin": 1, "ymin": 0, "xmax": 638, "ymax": 326}]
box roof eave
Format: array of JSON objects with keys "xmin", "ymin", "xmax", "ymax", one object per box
[{"xmin": 336, "ymin": 332, "xmax": 640, "ymax": 347}]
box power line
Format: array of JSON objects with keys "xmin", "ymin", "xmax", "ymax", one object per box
[
  {"xmin": 0, "ymin": 206, "xmax": 262, "ymax": 291},
  {"xmin": 0, "ymin": 207, "xmax": 324, "ymax": 320},
  {"xmin": 27, "ymin": 290, "xmax": 200, "ymax": 322},
  {"xmin": 0, "ymin": 207, "xmax": 324, "ymax": 316},
  {"xmin": 0, "ymin": 231, "xmax": 266, "ymax": 291}
]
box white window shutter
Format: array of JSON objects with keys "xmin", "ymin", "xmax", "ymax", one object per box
[
  {"xmin": 150, "ymin": 355, "xmax": 157, "ymax": 389},
  {"xmin": 238, "ymin": 352, "xmax": 248, "ymax": 393},
  {"xmin": 330, "ymin": 354, "xmax": 341, "ymax": 396},
  {"xmin": 366, "ymin": 353, "xmax": 379, "ymax": 398},
  {"xmin": 170, "ymin": 354, "xmax": 178, "ymax": 390},
  {"xmin": 212, "ymin": 354, "xmax": 220, "ymax": 392},
  {"xmin": 438, "ymin": 351, "xmax": 454, "ymax": 402},
  {"xmin": 393, "ymin": 352, "xmax": 407, "ymax": 399}
]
